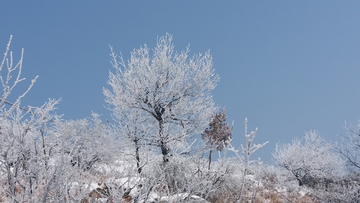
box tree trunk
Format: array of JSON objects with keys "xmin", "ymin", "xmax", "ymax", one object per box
[
  {"xmin": 208, "ymin": 149, "xmax": 212, "ymax": 170},
  {"xmin": 161, "ymin": 141, "xmax": 169, "ymax": 163},
  {"xmin": 158, "ymin": 119, "xmax": 169, "ymax": 163},
  {"xmin": 134, "ymin": 138, "xmax": 142, "ymax": 173}
]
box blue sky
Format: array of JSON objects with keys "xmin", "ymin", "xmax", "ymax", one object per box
[{"xmin": 1, "ymin": 1, "xmax": 360, "ymax": 163}]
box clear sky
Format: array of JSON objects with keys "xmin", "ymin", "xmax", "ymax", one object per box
[{"xmin": 1, "ymin": 1, "xmax": 360, "ymax": 163}]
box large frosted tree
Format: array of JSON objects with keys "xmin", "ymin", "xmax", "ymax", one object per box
[{"xmin": 104, "ymin": 34, "xmax": 218, "ymax": 163}]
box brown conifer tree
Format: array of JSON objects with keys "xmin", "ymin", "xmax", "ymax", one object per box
[{"xmin": 202, "ymin": 108, "xmax": 233, "ymax": 170}]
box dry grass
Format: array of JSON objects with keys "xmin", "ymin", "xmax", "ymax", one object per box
[
  {"xmin": 206, "ymin": 190, "xmax": 239, "ymax": 203},
  {"xmin": 206, "ymin": 186, "xmax": 320, "ymax": 203}
]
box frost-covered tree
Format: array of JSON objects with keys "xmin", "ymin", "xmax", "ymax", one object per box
[
  {"xmin": 104, "ymin": 33, "xmax": 218, "ymax": 163},
  {"xmin": 0, "ymin": 35, "xmax": 38, "ymax": 119},
  {"xmin": 0, "ymin": 36, "xmax": 64, "ymax": 202},
  {"xmin": 0, "ymin": 36, "xmax": 121, "ymax": 202},
  {"xmin": 226, "ymin": 118, "xmax": 268, "ymax": 202},
  {"xmin": 0, "ymin": 100, "xmax": 61, "ymax": 202},
  {"xmin": 202, "ymin": 108, "xmax": 232, "ymax": 170},
  {"xmin": 240, "ymin": 118, "xmax": 268, "ymax": 171},
  {"xmin": 109, "ymin": 108, "xmax": 152, "ymax": 174},
  {"xmin": 53, "ymin": 113, "xmax": 115, "ymax": 171},
  {"xmin": 338, "ymin": 121, "xmax": 360, "ymax": 170},
  {"xmin": 273, "ymin": 131, "xmax": 344, "ymax": 187}
]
